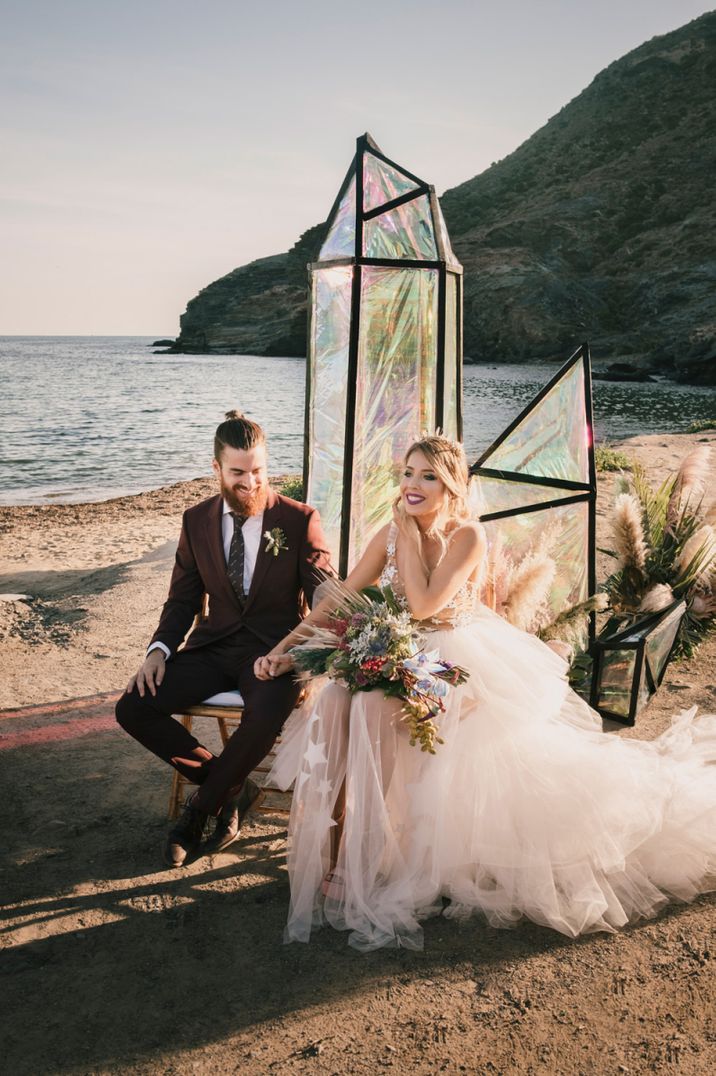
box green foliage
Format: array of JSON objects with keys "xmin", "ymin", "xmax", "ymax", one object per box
[
  {"xmin": 276, "ymin": 474, "xmax": 304, "ymax": 501},
  {"xmin": 595, "ymin": 444, "xmax": 632, "ymax": 472},
  {"xmin": 686, "ymin": 420, "xmax": 716, "ymax": 433}
]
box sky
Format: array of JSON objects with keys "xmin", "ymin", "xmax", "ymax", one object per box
[{"xmin": 1, "ymin": 0, "xmax": 712, "ymax": 336}]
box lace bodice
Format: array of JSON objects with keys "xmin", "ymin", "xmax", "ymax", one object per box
[{"xmin": 378, "ymin": 523, "xmax": 480, "ymax": 629}]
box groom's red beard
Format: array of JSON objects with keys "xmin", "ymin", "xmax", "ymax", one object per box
[{"xmin": 221, "ymin": 480, "xmax": 269, "ymax": 517}]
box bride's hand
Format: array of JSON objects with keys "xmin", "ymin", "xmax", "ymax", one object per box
[
  {"xmin": 254, "ymin": 651, "xmax": 295, "ymax": 680},
  {"xmin": 391, "ymin": 502, "xmax": 420, "ymax": 544}
]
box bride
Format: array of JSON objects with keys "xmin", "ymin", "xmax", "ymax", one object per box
[{"xmin": 255, "ymin": 435, "xmax": 716, "ymax": 951}]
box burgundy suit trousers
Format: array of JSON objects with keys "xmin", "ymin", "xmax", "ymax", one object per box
[{"xmin": 115, "ymin": 629, "xmax": 301, "ymax": 814}]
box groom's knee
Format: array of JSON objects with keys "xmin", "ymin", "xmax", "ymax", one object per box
[{"xmin": 115, "ymin": 689, "xmax": 144, "ymax": 732}]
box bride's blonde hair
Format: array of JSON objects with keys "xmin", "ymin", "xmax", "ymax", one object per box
[{"xmin": 393, "ymin": 433, "xmax": 473, "ymax": 565}]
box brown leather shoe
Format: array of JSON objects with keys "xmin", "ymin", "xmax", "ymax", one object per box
[
  {"xmin": 205, "ymin": 778, "xmax": 265, "ymax": 853},
  {"xmin": 164, "ymin": 797, "xmax": 208, "ymax": 867}
]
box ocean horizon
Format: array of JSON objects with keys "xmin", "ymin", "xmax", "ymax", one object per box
[{"xmin": 1, "ymin": 335, "xmax": 714, "ymax": 507}]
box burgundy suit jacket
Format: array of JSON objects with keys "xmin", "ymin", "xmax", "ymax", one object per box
[{"xmin": 150, "ymin": 489, "xmax": 331, "ymax": 654}]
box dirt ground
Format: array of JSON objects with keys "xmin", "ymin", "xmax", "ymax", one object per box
[{"xmin": 1, "ymin": 433, "xmax": 715, "ymax": 1075}]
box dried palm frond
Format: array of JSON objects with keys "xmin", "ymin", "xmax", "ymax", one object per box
[
  {"xmin": 638, "ymin": 583, "xmax": 675, "ymax": 614},
  {"xmin": 612, "ymin": 493, "xmax": 648, "ymax": 573},
  {"xmin": 502, "ymin": 553, "xmax": 556, "ymax": 632},
  {"xmin": 631, "ymin": 464, "xmax": 674, "ymax": 550},
  {"xmin": 667, "ymin": 445, "xmax": 712, "ymax": 521}
]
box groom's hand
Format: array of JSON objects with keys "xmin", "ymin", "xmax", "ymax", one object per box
[
  {"xmin": 127, "ymin": 650, "xmax": 166, "ymax": 697},
  {"xmin": 254, "ymin": 652, "xmax": 295, "ymax": 680}
]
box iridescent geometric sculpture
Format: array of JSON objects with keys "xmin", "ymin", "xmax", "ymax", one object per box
[
  {"xmin": 304, "ymin": 133, "xmax": 463, "ymax": 575},
  {"xmin": 470, "ymin": 345, "xmax": 597, "ymax": 644},
  {"xmin": 590, "ymin": 600, "xmax": 686, "ymax": 724}
]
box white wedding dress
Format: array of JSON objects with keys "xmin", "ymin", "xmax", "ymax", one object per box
[{"xmin": 268, "ymin": 526, "xmax": 716, "ymax": 951}]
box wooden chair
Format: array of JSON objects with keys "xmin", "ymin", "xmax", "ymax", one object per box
[{"xmin": 168, "ymin": 689, "xmax": 293, "ymax": 820}]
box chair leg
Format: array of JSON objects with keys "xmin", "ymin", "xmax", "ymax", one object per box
[
  {"xmin": 167, "ymin": 713, "xmax": 194, "ymax": 819},
  {"xmin": 168, "ymin": 768, "xmax": 184, "ymax": 820}
]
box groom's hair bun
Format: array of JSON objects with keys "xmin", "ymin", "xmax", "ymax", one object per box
[{"xmin": 214, "ymin": 410, "xmax": 266, "ymax": 459}]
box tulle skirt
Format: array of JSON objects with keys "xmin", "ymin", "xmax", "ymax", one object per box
[{"xmin": 268, "ymin": 603, "xmax": 716, "ymax": 951}]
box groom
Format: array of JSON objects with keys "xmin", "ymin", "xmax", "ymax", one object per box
[{"xmin": 116, "ymin": 410, "xmax": 331, "ymax": 866}]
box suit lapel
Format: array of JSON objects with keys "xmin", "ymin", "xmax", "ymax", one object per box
[{"xmin": 243, "ymin": 490, "xmax": 282, "ymax": 612}]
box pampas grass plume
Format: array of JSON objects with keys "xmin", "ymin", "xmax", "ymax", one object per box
[
  {"xmin": 677, "ymin": 524, "xmax": 716, "ymax": 580},
  {"xmin": 638, "ymin": 583, "xmax": 675, "ymax": 613},
  {"xmin": 668, "ymin": 445, "xmax": 712, "ymax": 520},
  {"xmin": 691, "ymin": 591, "xmax": 716, "ymax": 619},
  {"xmin": 612, "ymin": 492, "xmax": 648, "ymax": 572},
  {"xmin": 503, "ymin": 553, "xmax": 556, "ymax": 631}
]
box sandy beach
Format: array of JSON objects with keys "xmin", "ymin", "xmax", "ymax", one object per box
[{"xmin": 1, "ymin": 432, "xmax": 715, "ymax": 1074}]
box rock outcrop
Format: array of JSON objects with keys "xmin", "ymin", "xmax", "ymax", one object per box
[{"xmin": 173, "ymin": 13, "xmax": 716, "ymax": 384}]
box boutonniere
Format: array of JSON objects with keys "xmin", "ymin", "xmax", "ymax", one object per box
[{"xmin": 264, "ymin": 527, "xmax": 289, "ymax": 557}]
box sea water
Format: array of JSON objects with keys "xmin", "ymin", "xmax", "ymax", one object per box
[{"xmin": 0, "ymin": 336, "xmax": 714, "ymax": 505}]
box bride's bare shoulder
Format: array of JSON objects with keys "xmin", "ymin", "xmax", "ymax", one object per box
[
  {"xmin": 359, "ymin": 522, "xmax": 393, "ymax": 561},
  {"xmin": 448, "ymin": 520, "xmax": 486, "ymax": 547},
  {"xmin": 445, "ymin": 522, "xmax": 487, "ymax": 566}
]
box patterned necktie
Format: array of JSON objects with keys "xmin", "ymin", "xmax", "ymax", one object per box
[{"xmin": 227, "ymin": 511, "xmax": 247, "ymax": 603}]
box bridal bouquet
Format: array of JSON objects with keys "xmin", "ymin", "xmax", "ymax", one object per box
[{"xmin": 290, "ymin": 578, "xmax": 469, "ymax": 753}]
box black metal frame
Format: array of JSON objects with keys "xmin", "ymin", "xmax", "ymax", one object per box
[
  {"xmin": 589, "ymin": 599, "xmax": 686, "ymax": 725},
  {"xmin": 305, "ymin": 132, "xmax": 463, "ymax": 576},
  {"xmin": 470, "ymin": 343, "xmax": 598, "ymax": 645}
]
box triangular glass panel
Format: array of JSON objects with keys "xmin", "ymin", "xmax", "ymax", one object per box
[
  {"xmin": 596, "ymin": 647, "xmax": 637, "ymax": 719},
  {"xmin": 363, "ymin": 151, "xmax": 421, "ymax": 213},
  {"xmin": 319, "ymin": 173, "xmax": 356, "ymax": 260},
  {"xmin": 474, "ymin": 474, "xmax": 584, "ymax": 517},
  {"xmin": 644, "ymin": 602, "xmax": 685, "ymax": 683},
  {"xmin": 433, "ymin": 197, "xmax": 456, "ymax": 263},
  {"xmin": 480, "ymin": 358, "xmax": 590, "ymax": 484},
  {"xmin": 363, "ymin": 193, "xmax": 437, "ymax": 260}
]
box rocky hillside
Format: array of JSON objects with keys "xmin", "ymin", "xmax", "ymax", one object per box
[{"xmin": 172, "ymin": 13, "xmax": 716, "ymax": 384}]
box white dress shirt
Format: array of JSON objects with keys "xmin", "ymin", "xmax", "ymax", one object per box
[{"xmin": 148, "ymin": 501, "xmax": 265, "ymax": 660}]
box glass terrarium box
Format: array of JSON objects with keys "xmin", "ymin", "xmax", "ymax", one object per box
[{"xmin": 589, "ymin": 600, "xmax": 686, "ymax": 725}]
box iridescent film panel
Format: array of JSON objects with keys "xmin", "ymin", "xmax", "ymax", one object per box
[
  {"xmin": 348, "ymin": 267, "xmax": 438, "ymax": 565},
  {"xmin": 643, "ymin": 603, "xmax": 685, "ymax": 683},
  {"xmin": 474, "ymin": 475, "xmax": 577, "ymax": 515},
  {"xmin": 597, "ymin": 648, "xmax": 639, "ymax": 719},
  {"xmin": 442, "ymin": 272, "xmax": 458, "ymax": 440},
  {"xmin": 363, "ymin": 194, "xmax": 438, "ymax": 261},
  {"xmin": 305, "ymin": 266, "xmax": 353, "ymax": 563},
  {"xmin": 319, "ymin": 174, "xmax": 356, "ymax": 260},
  {"xmin": 480, "ymin": 499, "xmax": 590, "ymax": 626},
  {"xmin": 363, "ymin": 152, "xmax": 420, "ymax": 213},
  {"xmin": 483, "ymin": 358, "xmax": 589, "ymax": 484},
  {"xmin": 433, "ymin": 198, "xmax": 457, "ymax": 264}
]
